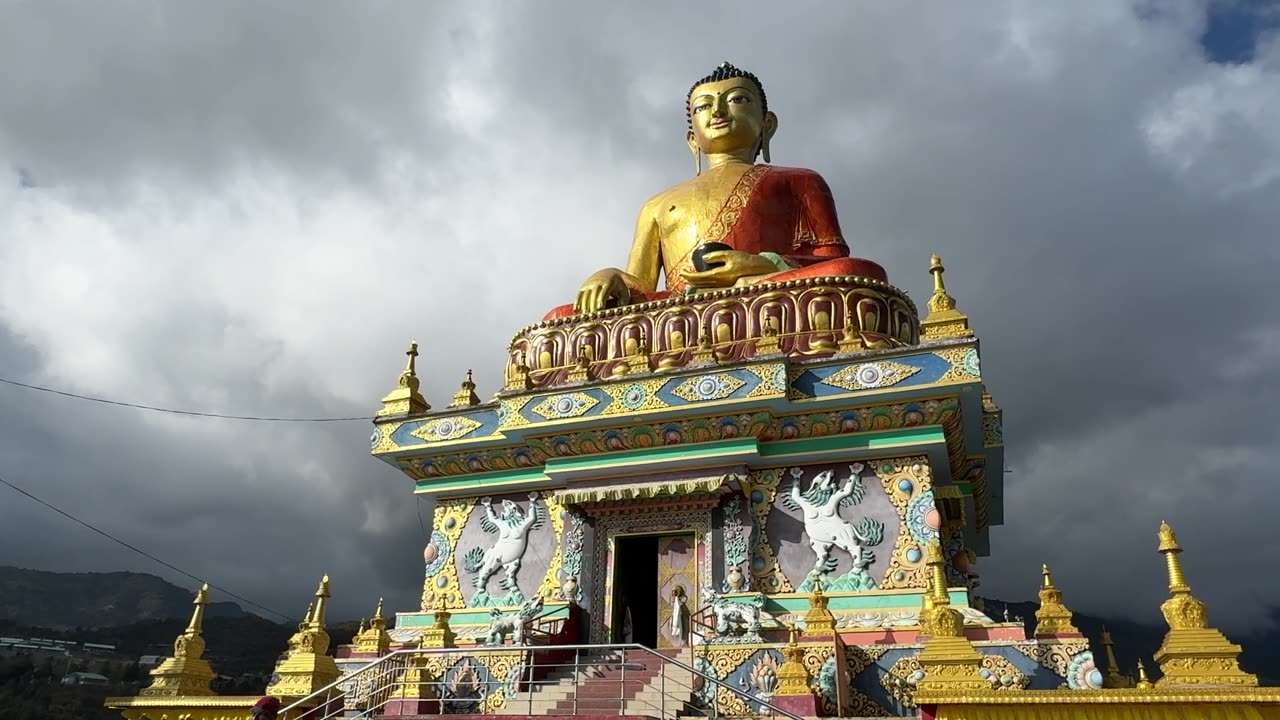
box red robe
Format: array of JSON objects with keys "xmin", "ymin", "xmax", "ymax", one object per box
[
  {"xmin": 661, "ymin": 165, "xmax": 885, "ymax": 293},
  {"xmin": 545, "ymin": 165, "xmax": 887, "ymax": 320}
]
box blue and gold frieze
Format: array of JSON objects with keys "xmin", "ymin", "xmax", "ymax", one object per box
[
  {"xmin": 790, "ymin": 346, "xmax": 979, "ymax": 402},
  {"xmin": 498, "ymin": 363, "xmax": 788, "ymax": 429},
  {"xmin": 373, "ymin": 343, "xmax": 983, "ymax": 458},
  {"xmin": 371, "ymin": 408, "xmax": 502, "ymax": 454}
]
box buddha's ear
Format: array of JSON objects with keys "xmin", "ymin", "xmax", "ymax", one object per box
[
  {"xmin": 761, "ymin": 112, "xmax": 779, "ymax": 163},
  {"xmin": 687, "ymin": 130, "xmax": 702, "ymax": 176},
  {"xmin": 763, "ymin": 111, "xmax": 779, "ymax": 142}
]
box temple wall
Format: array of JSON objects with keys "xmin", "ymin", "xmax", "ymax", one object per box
[
  {"xmin": 727, "ymin": 456, "xmax": 943, "ymax": 594},
  {"xmin": 417, "ymin": 452, "xmax": 971, "ymax": 617},
  {"xmin": 422, "ymin": 490, "xmax": 569, "ymax": 610}
]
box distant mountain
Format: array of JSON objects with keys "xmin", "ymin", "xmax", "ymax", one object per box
[{"xmin": 0, "ymin": 566, "xmax": 246, "ymax": 628}]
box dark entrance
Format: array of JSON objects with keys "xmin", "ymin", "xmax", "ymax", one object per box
[{"xmin": 612, "ymin": 534, "xmax": 659, "ymax": 648}]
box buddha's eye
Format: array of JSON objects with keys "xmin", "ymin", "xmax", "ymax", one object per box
[
  {"xmin": 693, "ymin": 102, "xmax": 712, "ymax": 113},
  {"xmin": 729, "ymin": 95, "xmax": 750, "ymax": 104}
]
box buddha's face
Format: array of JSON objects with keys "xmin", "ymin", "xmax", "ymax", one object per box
[{"xmin": 687, "ymin": 78, "xmax": 776, "ymax": 156}]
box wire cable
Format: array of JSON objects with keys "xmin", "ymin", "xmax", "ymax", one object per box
[
  {"xmin": 0, "ymin": 472, "xmax": 296, "ymax": 623},
  {"xmin": 0, "ymin": 376, "xmax": 371, "ymax": 422}
]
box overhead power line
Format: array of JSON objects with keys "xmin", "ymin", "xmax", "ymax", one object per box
[
  {"xmin": 0, "ymin": 472, "xmax": 295, "ymax": 623},
  {"xmin": 0, "ymin": 376, "xmax": 371, "ymax": 422}
]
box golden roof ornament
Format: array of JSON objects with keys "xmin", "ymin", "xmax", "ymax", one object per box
[
  {"xmin": 775, "ymin": 621, "xmax": 813, "ymax": 697},
  {"xmin": 139, "ymin": 584, "xmax": 215, "ymax": 697},
  {"xmin": 1033, "ymin": 564, "xmax": 1079, "ymax": 636},
  {"xmin": 266, "ymin": 575, "xmax": 342, "ymax": 698},
  {"xmin": 803, "ymin": 573, "xmax": 837, "ymax": 635},
  {"xmin": 1101, "ymin": 627, "xmax": 1132, "ymax": 688},
  {"xmin": 913, "ymin": 540, "xmax": 988, "ymax": 694},
  {"xmin": 918, "ymin": 540, "xmax": 964, "ymax": 639},
  {"xmin": 920, "ymin": 254, "xmax": 973, "ymax": 341},
  {"xmin": 421, "ymin": 595, "xmax": 457, "ymax": 648},
  {"xmin": 449, "ymin": 369, "xmax": 481, "ymax": 408},
  {"xmin": 354, "ymin": 597, "xmax": 393, "ymax": 655},
  {"xmin": 1135, "ymin": 659, "xmax": 1153, "ymax": 690},
  {"xmin": 378, "ymin": 341, "xmax": 431, "ymax": 417},
  {"xmin": 1151, "ymin": 522, "xmax": 1257, "ymax": 687}
]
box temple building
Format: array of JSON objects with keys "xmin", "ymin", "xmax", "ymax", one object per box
[{"xmin": 107, "ymin": 62, "xmax": 1279, "ymax": 719}]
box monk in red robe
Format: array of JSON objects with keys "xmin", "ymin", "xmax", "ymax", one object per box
[{"xmin": 554, "ymin": 62, "xmax": 885, "ymax": 320}]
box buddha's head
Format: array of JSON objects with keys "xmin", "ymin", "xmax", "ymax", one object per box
[{"xmin": 686, "ymin": 62, "xmax": 777, "ymax": 160}]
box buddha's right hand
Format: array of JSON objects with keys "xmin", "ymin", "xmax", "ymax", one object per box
[{"xmin": 574, "ymin": 268, "xmax": 632, "ymax": 314}]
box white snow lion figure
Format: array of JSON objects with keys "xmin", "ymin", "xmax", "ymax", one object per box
[
  {"xmin": 701, "ymin": 588, "xmax": 765, "ymax": 636},
  {"xmin": 463, "ymin": 493, "xmax": 544, "ymax": 600},
  {"xmin": 485, "ymin": 596, "xmax": 545, "ymax": 646},
  {"xmin": 780, "ymin": 465, "xmax": 884, "ymax": 591}
]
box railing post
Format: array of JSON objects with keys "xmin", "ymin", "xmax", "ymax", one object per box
[
  {"xmin": 619, "ymin": 648, "xmax": 626, "ymax": 717},
  {"xmin": 527, "ymin": 650, "xmax": 533, "ymax": 716},
  {"xmin": 573, "ymin": 648, "xmax": 580, "ymax": 715},
  {"xmin": 660, "ymin": 659, "xmax": 667, "ymax": 720}
]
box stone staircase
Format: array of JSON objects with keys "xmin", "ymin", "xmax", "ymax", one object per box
[{"xmin": 498, "ymin": 649, "xmax": 696, "ymax": 719}]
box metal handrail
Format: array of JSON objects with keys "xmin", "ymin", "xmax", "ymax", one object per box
[{"xmin": 279, "ymin": 642, "xmax": 806, "ymax": 720}]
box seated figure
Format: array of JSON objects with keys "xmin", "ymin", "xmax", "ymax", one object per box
[{"xmin": 549, "ymin": 62, "xmax": 886, "ymax": 321}]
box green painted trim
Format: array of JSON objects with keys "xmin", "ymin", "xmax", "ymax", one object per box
[
  {"xmin": 394, "ymin": 603, "xmax": 571, "ymax": 628},
  {"xmin": 758, "ymin": 425, "xmax": 946, "ymax": 458},
  {"xmin": 412, "ymin": 430, "xmax": 949, "ymax": 495},
  {"xmin": 415, "ymin": 468, "xmax": 548, "ymax": 495},
  {"xmin": 761, "ymin": 589, "xmax": 967, "ymax": 613},
  {"xmin": 544, "ymin": 438, "xmax": 759, "ymax": 473}
]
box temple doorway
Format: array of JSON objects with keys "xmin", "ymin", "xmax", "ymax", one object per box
[
  {"xmin": 612, "ymin": 532, "xmax": 697, "ymax": 649},
  {"xmin": 612, "ymin": 535, "xmax": 658, "ymax": 647}
]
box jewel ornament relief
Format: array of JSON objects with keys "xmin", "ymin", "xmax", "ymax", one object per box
[
  {"xmin": 410, "ymin": 416, "xmax": 484, "ymax": 443},
  {"xmin": 671, "ymin": 373, "xmax": 747, "ymax": 402},
  {"xmin": 822, "ymin": 361, "xmax": 923, "ymax": 392},
  {"xmin": 530, "ymin": 392, "xmax": 599, "ymax": 420}
]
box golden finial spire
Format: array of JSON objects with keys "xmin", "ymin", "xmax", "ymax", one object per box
[
  {"xmin": 921, "ymin": 254, "xmax": 974, "ymax": 341},
  {"xmin": 775, "ymin": 619, "xmax": 812, "ymax": 697},
  {"xmin": 311, "ymin": 575, "xmax": 331, "ymax": 629},
  {"xmin": 266, "ymin": 576, "xmax": 341, "ymax": 697},
  {"xmin": 184, "ymin": 583, "xmax": 209, "ymax": 636},
  {"xmin": 140, "ymin": 584, "xmax": 216, "ymax": 696},
  {"xmin": 925, "ymin": 540, "xmax": 951, "ymax": 606},
  {"xmin": 421, "ymin": 595, "xmax": 456, "ymax": 648},
  {"xmin": 449, "ymin": 369, "xmax": 481, "ymax": 408},
  {"xmin": 803, "ymin": 572, "xmax": 836, "ymax": 635},
  {"xmin": 354, "ymin": 597, "xmax": 393, "ymax": 655},
  {"xmin": 1034, "ymin": 563, "xmax": 1079, "ymax": 636},
  {"xmin": 1135, "ymin": 659, "xmax": 1153, "ymax": 690},
  {"xmin": 913, "ymin": 540, "xmax": 987, "ymax": 693},
  {"xmin": 1151, "ymin": 522, "xmax": 1257, "ymax": 687},
  {"xmin": 357, "ymin": 618, "xmax": 367, "ymax": 634},
  {"xmin": 1100, "ymin": 627, "xmax": 1131, "ymax": 688},
  {"xmin": 1157, "ymin": 521, "xmax": 1189, "ymax": 593},
  {"xmin": 378, "ymin": 341, "xmax": 431, "ymax": 416}
]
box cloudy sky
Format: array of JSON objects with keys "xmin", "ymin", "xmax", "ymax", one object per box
[{"xmin": 1, "ymin": 1, "xmax": 1278, "ymax": 635}]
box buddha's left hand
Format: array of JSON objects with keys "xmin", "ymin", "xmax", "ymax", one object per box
[{"xmin": 679, "ymin": 250, "xmax": 779, "ymax": 288}]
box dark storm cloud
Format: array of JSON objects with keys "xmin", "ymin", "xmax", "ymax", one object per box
[
  {"xmin": 0, "ymin": 1, "xmax": 457, "ymax": 187},
  {"xmin": 0, "ymin": 325, "xmax": 423, "ymax": 622},
  {"xmin": 0, "ymin": 0, "xmax": 1277, "ymax": 633}
]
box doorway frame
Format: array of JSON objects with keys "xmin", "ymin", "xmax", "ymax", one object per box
[{"xmin": 591, "ymin": 508, "xmax": 713, "ymax": 645}]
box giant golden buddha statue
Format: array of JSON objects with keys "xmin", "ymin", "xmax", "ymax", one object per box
[{"xmin": 547, "ymin": 62, "xmax": 887, "ymax": 321}]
